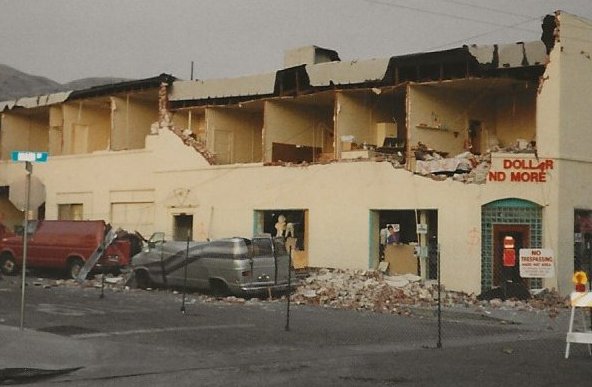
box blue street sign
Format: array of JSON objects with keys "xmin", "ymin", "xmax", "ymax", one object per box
[{"xmin": 11, "ymin": 151, "xmax": 48, "ymax": 163}]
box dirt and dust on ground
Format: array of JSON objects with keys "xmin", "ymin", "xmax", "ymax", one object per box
[{"xmin": 8, "ymin": 267, "xmax": 569, "ymax": 321}]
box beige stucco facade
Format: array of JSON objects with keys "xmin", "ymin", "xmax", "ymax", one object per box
[{"xmin": 1, "ymin": 11, "xmax": 592, "ymax": 296}]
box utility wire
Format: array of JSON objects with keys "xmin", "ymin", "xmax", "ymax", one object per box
[
  {"xmin": 438, "ymin": 0, "xmax": 534, "ymax": 19},
  {"xmin": 424, "ymin": 16, "xmax": 543, "ymax": 51},
  {"xmin": 362, "ymin": 0, "xmax": 538, "ymax": 33}
]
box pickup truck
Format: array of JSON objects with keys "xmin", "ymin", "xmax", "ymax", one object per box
[{"xmin": 0, "ymin": 220, "xmax": 131, "ymax": 279}]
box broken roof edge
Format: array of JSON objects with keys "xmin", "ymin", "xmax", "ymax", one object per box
[
  {"xmin": 1, "ymin": 91, "xmax": 72, "ymax": 111},
  {"xmin": 305, "ymin": 57, "xmax": 391, "ymax": 87},
  {"xmin": 0, "ymin": 74, "xmax": 176, "ymax": 112},
  {"xmin": 169, "ymin": 72, "xmax": 276, "ymax": 102},
  {"xmin": 68, "ymin": 73, "xmax": 176, "ymax": 100},
  {"xmin": 179, "ymin": 44, "xmax": 546, "ymax": 102},
  {"xmin": 168, "ymin": 15, "xmax": 559, "ymax": 104},
  {"xmin": 466, "ymin": 40, "xmax": 548, "ymax": 68},
  {"xmin": 0, "ymin": 100, "xmax": 16, "ymax": 112}
]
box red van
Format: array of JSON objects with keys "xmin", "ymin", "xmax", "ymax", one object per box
[{"xmin": 0, "ymin": 220, "xmax": 130, "ymax": 279}]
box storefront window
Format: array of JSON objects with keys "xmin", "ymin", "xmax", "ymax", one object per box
[{"xmin": 574, "ymin": 209, "xmax": 592, "ymax": 277}]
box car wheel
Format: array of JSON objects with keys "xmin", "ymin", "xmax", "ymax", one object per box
[
  {"xmin": 68, "ymin": 258, "xmax": 84, "ymax": 280},
  {"xmin": 135, "ymin": 270, "xmax": 152, "ymax": 290},
  {"xmin": 0, "ymin": 253, "xmax": 17, "ymax": 275},
  {"xmin": 209, "ymin": 279, "xmax": 229, "ymax": 297}
]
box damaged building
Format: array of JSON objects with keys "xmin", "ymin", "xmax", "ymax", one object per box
[{"xmin": 1, "ymin": 11, "xmax": 591, "ymax": 296}]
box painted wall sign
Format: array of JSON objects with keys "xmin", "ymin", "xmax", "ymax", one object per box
[
  {"xmin": 488, "ymin": 158, "xmax": 553, "ymax": 183},
  {"xmin": 519, "ymin": 248, "xmax": 555, "ymax": 278}
]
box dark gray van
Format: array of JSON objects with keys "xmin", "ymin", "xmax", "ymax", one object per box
[{"xmin": 131, "ymin": 234, "xmax": 294, "ymax": 296}]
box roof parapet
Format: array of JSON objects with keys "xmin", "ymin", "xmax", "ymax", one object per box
[{"xmin": 284, "ymin": 45, "xmax": 340, "ymax": 68}]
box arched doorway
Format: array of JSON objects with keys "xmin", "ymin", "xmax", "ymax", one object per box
[{"xmin": 481, "ymin": 198, "xmax": 543, "ymax": 293}]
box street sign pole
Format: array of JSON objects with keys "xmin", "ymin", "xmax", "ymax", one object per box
[
  {"xmin": 10, "ymin": 151, "xmax": 47, "ymax": 331},
  {"xmin": 19, "ymin": 161, "xmax": 32, "ymax": 331}
]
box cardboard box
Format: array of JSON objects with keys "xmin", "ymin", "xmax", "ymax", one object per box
[{"xmin": 384, "ymin": 244, "xmax": 417, "ymax": 275}]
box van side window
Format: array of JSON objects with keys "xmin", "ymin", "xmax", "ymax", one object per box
[
  {"xmin": 252, "ymin": 238, "xmax": 273, "ymax": 257},
  {"xmin": 273, "ymin": 238, "xmax": 288, "ymax": 255},
  {"xmin": 202, "ymin": 241, "xmax": 230, "ymax": 258}
]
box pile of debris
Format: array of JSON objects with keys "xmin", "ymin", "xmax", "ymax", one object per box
[
  {"xmin": 17, "ymin": 267, "xmax": 569, "ymax": 319},
  {"xmin": 290, "ymin": 268, "xmax": 568, "ymax": 316},
  {"xmin": 412, "ymin": 138, "xmax": 538, "ymax": 185}
]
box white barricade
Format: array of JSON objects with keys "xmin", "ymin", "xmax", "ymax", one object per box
[{"xmin": 565, "ymin": 292, "xmax": 592, "ymax": 359}]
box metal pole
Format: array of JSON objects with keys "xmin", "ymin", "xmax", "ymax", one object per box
[
  {"xmin": 181, "ymin": 230, "xmax": 190, "ymax": 314},
  {"xmin": 100, "ymin": 266, "xmax": 105, "ymax": 299},
  {"xmin": 19, "ymin": 161, "xmax": 32, "ymax": 331},
  {"xmin": 437, "ymin": 243, "xmax": 442, "ymax": 349},
  {"xmin": 285, "ymin": 246, "xmax": 292, "ymax": 332}
]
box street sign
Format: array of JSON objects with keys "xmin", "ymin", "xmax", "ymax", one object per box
[
  {"xmin": 10, "ymin": 150, "xmax": 48, "ymax": 331},
  {"xmin": 11, "ymin": 151, "xmax": 48, "ymax": 163}
]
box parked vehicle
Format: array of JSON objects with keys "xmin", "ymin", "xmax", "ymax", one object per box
[
  {"xmin": 0, "ymin": 220, "xmax": 131, "ymax": 279},
  {"xmin": 131, "ymin": 233, "xmax": 295, "ymax": 296}
]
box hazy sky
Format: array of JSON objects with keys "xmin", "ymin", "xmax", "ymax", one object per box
[{"xmin": 1, "ymin": 0, "xmax": 592, "ymax": 84}]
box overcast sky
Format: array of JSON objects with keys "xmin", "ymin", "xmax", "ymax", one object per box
[{"xmin": 1, "ymin": 0, "xmax": 591, "ymax": 84}]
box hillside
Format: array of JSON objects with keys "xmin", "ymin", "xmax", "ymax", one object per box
[
  {"xmin": 0, "ymin": 64, "xmax": 131, "ymax": 102},
  {"xmin": 0, "ymin": 64, "xmax": 63, "ymax": 101}
]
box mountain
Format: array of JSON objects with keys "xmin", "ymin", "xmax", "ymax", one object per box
[
  {"xmin": 63, "ymin": 77, "xmax": 130, "ymax": 91},
  {"xmin": 0, "ymin": 64, "xmax": 131, "ymax": 102},
  {"xmin": 0, "ymin": 64, "xmax": 63, "ymax": 101}
]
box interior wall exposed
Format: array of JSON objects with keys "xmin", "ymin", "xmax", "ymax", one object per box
[
  {"xmin": 62, "ymin": 102, "xmax": 111, "ymax": 154},
  {"xmin": 408, "ymin": 85, "xmax": 469, "ymax": 156},
  {"xmin": 0, "ymin": 111, "xmax": 49, "ymax": 160},
  {"xmin": 206, "ymin": 107, "xmax": 263, "ymax": 164},
  {"xmin": 111, "ymin": 96, "xmax": 158, "ymax": 150},
  {"xmin": 494, "ymin": 86, "xmax": 536, "ymax": 148},
  {"xmin": 336, "ymin": 91, "xmax": 374, "ymax": 150},
  {"xmin": 48, "ymin": 106, "xmax": 64, "ymax": 156},
  {"xmin": 375, "ymin": 93, "xmax": 406, "ymax": 145},
  {"xmin": 171, "ymin": 110, "xmax": 207, "ymax": 142},
  {"xmin": 263, "ymin": 100, "xmax": 331, "ymax": 162}
]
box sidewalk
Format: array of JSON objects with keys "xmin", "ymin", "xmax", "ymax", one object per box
[{"xmin": 0, "ymin": 324, "xmax": 96, "ymax": 370}]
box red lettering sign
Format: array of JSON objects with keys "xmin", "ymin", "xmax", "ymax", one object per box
[
  {"xmin": 488, "ymin": 171, "xmax": 506, "ymax": 182},
  {"xmin": 490, "ymin": 159, "xmax": 553, "ymax": 183}
]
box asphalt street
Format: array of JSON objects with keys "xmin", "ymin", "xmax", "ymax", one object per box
[{"xmin": 1, "ymin": 276, "xmax": 592, "ymax": 386}]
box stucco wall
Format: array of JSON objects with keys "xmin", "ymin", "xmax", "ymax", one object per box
[
  {"xmin": 0, "ymin": 125, "xmax": 558, "ymax": 294},
  {"xmin": 536, "ymin": 12, "xmax": 592, "ymax": 294}
]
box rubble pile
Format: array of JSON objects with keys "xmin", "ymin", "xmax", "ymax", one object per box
[
  {"xmin": 412, "ymin": 138, "xmax": 537, "ymax": 185},
  {"xmin": 168, "ymin": 126, "xmax": 216, "ymax": 164},
  {"xmin": 291, "ymin": 268, "xmax": 470, "ymax": 315},
  {"xmin": 291, "ymin": 268, "xmax": 569, "ymax": 316},
  {"xmin": 17, "ymin": 267, "xmax": 569, "ymax": 318}
]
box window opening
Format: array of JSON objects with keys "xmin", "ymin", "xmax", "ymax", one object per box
[
  {"xmin": 58, "ymin": 203, "xmax": 83, "ymax": 220},
  {"xmin": 173, "ymin": 213, "xmax": 193, "ymax": 241}
]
